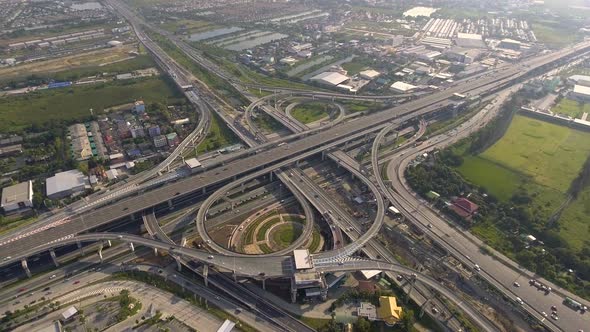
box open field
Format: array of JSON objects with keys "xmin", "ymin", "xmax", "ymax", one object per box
[
  {"xmin": 531, "ymin": 20, "xmax": 582, "ymax": 47},
  {"xmin": 0, "ymin": 45, "xmax": 143, "ymax": 82},
  {"xmin": 271, "ymin": 223, "xmax": 302, "ymax": 249},
  {"xmin": 551, "ymin": 98, "xmax": 590, "ymax": 118},
  {"xmin": 159, "ymin": 19, "xmax": 218, "ymax": 34},
  {"xmin": 455, "ymin": 114, "xmax": 590, "ymax": 252},
  {"xmin": 0, "ymin": 77, "xmax": 182, "ymax": 132},
  {"xmin": 291, "ymin": 102, "xmax": 330, "ymax": 124},
  {"xmin": 479, "ymin": 115, "xmax": 590, "ymax": 193}
]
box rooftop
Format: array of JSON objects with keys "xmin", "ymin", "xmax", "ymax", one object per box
[
  {"xmin": 378, "ymin": 296, "xmax": 403, "ymax": 326},
  {"xmin": 46, "ymin": 170, "xmax": 88, "ymax": 197},
  {"xmin": 310, "ymin": 71, "xmax": 349, "ymax": 86},
  {"xmin": 293, "ymin": 249, "xmax": 313, "ymax": 269},
  {"xmin": 574, "ymin": 84, "xmax": 590, "ymax": 96},
  {"xmin": 185, "ymin": 158, "xmax": 202, "ymax": 169},
  {"xmin": 390, "ymin": 81, "xmax": 417, "ymax": 92},
  {"xmin": 1, "ymin": 181, "xmax": 32, "ymax": 208}
]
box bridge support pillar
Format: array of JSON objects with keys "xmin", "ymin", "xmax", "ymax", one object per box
[
  {"xmin": 153, "ymin": 247, "xmax": 158, "ymax": 256},
  {"xmin": 49, "ymin": 249, "xmax": 59, "ymax": 267},
  {"xmin": 290, "ymin": 287, "xmax": 297, "ymax": 303},
  {"xmin": 321, "ymin": 151, "xmax": 326, "ymax": 160},
  {"xmin": 269, "ymin": 171, "xmax": 273, "ymax": 181},
  {"xmin": 320, "ymin": 288, "xmax": 328, "ymax": 301},
  {"xmin": 168, "ymin": 199, "xmax": 173, "ymax": 210},
  {"xmin": 261, "ymin": 277, "xmax": 266, "ymax": 291},
  {"xmin": 106, "ymin": 240, "xmax": 112, "ymax": 247},
  {"xmin": 202, "ymin": 187, "xmax": 206, "ymax": 194},
  {"xmin": 232, "ymin": 270, "xmax": 237, "ymax": 283},
  {"xmin": 128, "ymin": 242, "xmax": 135, "ymax": 252},
  {"xmin": 176, "ymin": 258, "xmax": 182, "ymax": 272},
  {"xmin": 240, "ymin": 182, "xmax": 245, "ymax": 193},
  {"xmin": 21, "ymin": 259, "xmax": 31, "ymax": 278},
  {"xmin": 181, "ymin": 237, "xmax": 187, "ymax": 247},
  {"xmin": 98, "ymin": 244, "xmax": 104, "ymax": 263},
  {"xmin": 203, "ymin": 265, "xmax": 209, "ymax": 287},
  {"xmin": 77, "ymin": 240, "xmax": 84, "ymax": 255}
]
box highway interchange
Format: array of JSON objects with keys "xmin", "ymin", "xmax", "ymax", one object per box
[{"xmin": 2, "ymin": 1, "xmax": 590, "ymax": 331}]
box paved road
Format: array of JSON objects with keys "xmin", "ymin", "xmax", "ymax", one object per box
[{"xmin": 385, "ymin": 89, "xmax": 590, "ymax": 332}]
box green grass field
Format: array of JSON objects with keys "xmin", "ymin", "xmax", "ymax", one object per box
[
  {"xmin": 256, "ymin": 218, "xmax": 280, "ymax": 241},
  {"xmin": 291, "ymin": 102, "xmax": 330, "ymax": 124},
  {"xmin": 551, "ymin": 98, "xmax": 590, "ymax": 118},
  {"xmin": 455, "ymin": 114, "xmax": 590, "ymax": 250},
  {"xmin": 479, "ymin": 115, "xmax": 590, "ymax": 193},
  {"xmin": 197, "ymin": 112, "xmax": 240, "ymax": 153},
  {"xmin": 342, "ymin": 61, "xmax": 368, "ymax": 75},
  {"xmin": 0, "ymin": 77, "xmax": 182, "ymax": 132},
  {"xmin": 272, "ymin": 223, "xmax": 302, "ymax": 249},
  {"xmin": 531, "ymin": 21, "xmax": 581, "ymax": 48}
]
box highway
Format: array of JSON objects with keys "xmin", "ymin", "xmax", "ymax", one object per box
[{"xmin": 383, "ymin": 89, "xmax": 590, "ymax": 332}]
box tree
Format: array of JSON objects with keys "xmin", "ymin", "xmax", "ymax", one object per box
[{"xmin": 354, "ymin": 317, "xmax": 371, "ymax": 332}]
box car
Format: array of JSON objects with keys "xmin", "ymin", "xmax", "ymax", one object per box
[
  {"xmin": 551, "ymin": 305, "xmax": 557, "ymax": 312},
  {"xmin": 206, "ymin": 240, "xmax": 211, "ymax": 244},
  {"xmin": 338, "ymin": 261, "xmax": 344, "ymax": 266},
  {"xmin": 427, "ymin": 224, "xmax": 433, "ymax": 229},
  {"xmin": 541, "ymin": 312, "xmax": 548, "ymax": 318},
  {"xmin": 49, "ymin": 274, "xmax": 56, "ymax": 279},
  {"xmin": 207, "ymin": 255, "xmax": 214, "ymax": 259},
  {"xmin": 473, "ymin": 264, "xmax": 481, "ymax": 272},
  {"xmin": 2, "ymin": 256, "xmax": 11, "ymax": 261},
  {"xmin": 117, "ymin": 235, "xmax": 123, "ymax": 239},
  {"xmin": 73, "ymin": 280, "xmax": 80, "ymax": 284},
  {"xmin": 43, "ymin": 287, "xmax": 51, "ymax": 291},
  {"xmin": 551, "ymin": 314, "xmax": 558, "ymax": 321},
  {"xmin": 18, "ymin": 288, "xmax": 26, "ymax": 292},
  {"xmin": 513, "ymin": 282, "xmax": 520, "ymax": 287},
  {"xmin": 396, "ymin": 275, "xmax": 403, "ymax": 281},
  {"xmin": 515, "ymin": 297, "xmax": 524, "ymax": 305}
]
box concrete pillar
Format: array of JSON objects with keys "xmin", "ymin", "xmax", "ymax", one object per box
[
  {"xmin": 77, "ymin": 240, "xmax": 84, "ymax": 255},
  {"xmin": 269, "ymin": 171, "xmax": 273, "ymax": 181},
  {"xmin": 153, "ymin": 247, "xmax": 158, "ymax": 256},
  {"xmin": 168, "ymin": 199, "xmax": 173, "ymax": 209},
  {"xmin": 106, "ymin": 240, "xmax": 112, "ymax": 247},
  {"xmin": 291, "ymin": 288, "xmax": 297, "ymax": 303},
  {"xmin": 320, "ymin": 288, "xmax": 328, "ymax": 301},
  {"xmin": 181, "ymin": 237, "xmax": 187, "ymax": 247},
  {"xmin": 241, "ymin": 182, "xmax": 245, "ymax": 193},
  {"xmin": 232, "ymin": 270, "xmax": 237, "ymax": 283},
  {"xmin": 203, "ymin": 265, "xmax": 209, "ymax": 287},
  {"xmin": 49, "ymin": 249, "xmax": 59, "ymax": 267},
  {"xmin": 128, "ymin": 242, "xmax": 135, "ymax": 252},
  {"xmin": 202, "ymin": 187, "xmax": 206, "ymax": 194},
  {"xmin": 98, "ymin": 245, "xmax": 104, "ymax": 263},
  {"xmin": 21, "ymin": 259, "xmax": 32, "ymax": 278},
  {"xmin": 261, "ymin": 277, "xmax": 266, "ymax": 290},
  {"xmin": 321, "ymin": 151, "xmax": 326, "ymax": 160},
  {"xmin": 176, "ymin": 258, "xmax": 182, "ymax": 272}
]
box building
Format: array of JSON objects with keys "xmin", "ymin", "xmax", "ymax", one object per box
[
  {"xmin": 36, "ymin": 321, "xmax": 63, "ymax": 332},
  {"xmin": 147, "ymin": 125, "xmax": 161, "ymax": 137},
  {"xmin": 390, "ymin": 81, "xmax": 417, "ymax": 93},
  {"xmin": 46, "ymin": 170, "xmax": 89, "ymax": 200},
  {"xmin": 132, "ymin": 100, "xmax": 145, "ymax": 113},
  {"xmin": 571, "ymin": 84, "xmax": 590, "ymax": 102},
  {"xmin": 357, "ymin": 302, "xmax": 378, "ymax": 321},
  {"xmin": 60, "ymin": 306, "xmax": 78, "ymax": 322},
  {"xmin": 185, "ymin": 158, "xmax": 202, "ymax": 172},
  {"xmin": 166, "ymin": 132, "xmax": 180, "ymax": 147},
  {"xmin": 450, "ymin": 197, "xmax": 479, "ymax": 219},
  {"xmin": 455, "ymin": 33, "xmax": 486, "ymax": 48},
  {"xmin": 310, "ymin": 71, "xmax": 350, "ymax": 86},
  {"xmin": 499, "ymin": 38, "xmax": 521, "ymax": 50},
  {"xmin": 106, "ymin": 169, "xmax": 118, "ymax": 181},
  {"xmin": 1, "ymin": 181, "xmax": 33, "ymax": 213},
  {"xmin": 568, "ymin": 75, "xmax": 590, "ymax": 87},
  {"xmin": 293, "ymin": 249, "xmax": 313, "ymax": 270},
  {"xmin": 359, "ymin": 69, "xmax": 381, "ymax": 80},
  {"xmin": 68, "ymin": 124, "xmax": 93, "ymax": 161},
  {"xmin": 130, "ymin": 125, "xmax": 145, "ymax": 138},
  {"xmin": 377, "ymin": 296, "xmax": 403, "ymax": 326},
  {"xmin": 153, "ymin": 135, "xmax": 168, "ymax": 148},
  {"xmin": 0, "ymin": 144, "xmax": 23, "ymax": 157}
]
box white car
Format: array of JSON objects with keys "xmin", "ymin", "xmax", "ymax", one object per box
[
  {"xmin": 515, "ymin": 297, "xmax": 524, "ymax": 305},
  {"xmin": 541, "ymin": 312, "xmax": 548, "ymax": 318},
  {"xmin": 513, "ymin": 282, "xmax": 520, "ymax": 287},
  {"xmin": 474, "ymin": 264, "xmax": 481, "ymax": 272}
]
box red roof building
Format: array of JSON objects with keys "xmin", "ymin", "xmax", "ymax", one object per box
[{"xmin": 450, "ymin": 197, "xmax": 479, "ymax": 219}]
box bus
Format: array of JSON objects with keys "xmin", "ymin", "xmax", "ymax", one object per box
[
  {"xmin": 388, "ymin": 206, "xmax": 401, "ymax": 215},
  {"xmin": 563, "ymin": 297, "xmax": 582, "ymax": 311}
]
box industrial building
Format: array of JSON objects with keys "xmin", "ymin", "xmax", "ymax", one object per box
[
  {"xmin": 359, "ymin": 69, "xmax": 381, "ymax": 80},
  {"xmin": 357, "ymin": 296, "xmax": 403, "ymax": 326},
  {"xmin": 46, "ymin": 170, "xmax": 89, "ymax": 200},
  {"xmin": 390, "ymin": 81, "xmax": 417, "ymax": 93},
  {"xmin": 310, "ymin": 71, "xmax": 350, "ymax": 86},
  {"xmin": 1, "ymin": 181, "xmax": 33, "ymax": 213},
  {"xmin": 455, "ymin": 33, "xmax": 486, "ymax": 48},
  {"xmin": 499, "ymin": 38, "xmax": 521, "ymax": 50},
  {"xmin": 571, "ymin": 84, "xmax": 590, "ymax": 102}
]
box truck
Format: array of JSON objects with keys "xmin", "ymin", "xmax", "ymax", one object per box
[{"xmin": 563, "ymin": 297, "xmax": 583, "ymax": 311}]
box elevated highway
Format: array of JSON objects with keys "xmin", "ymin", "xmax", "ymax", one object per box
[{"xmin": 2, "ymin": 40, "xmax": 589, "ymax": 262}]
